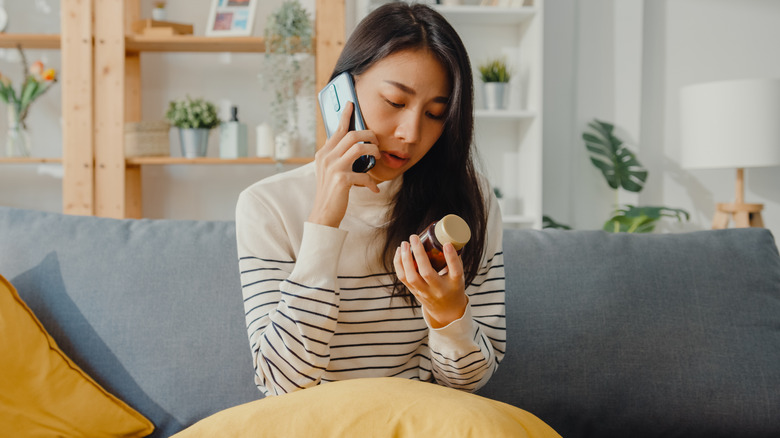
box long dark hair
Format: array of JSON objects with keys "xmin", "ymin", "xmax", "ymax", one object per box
[{"xmin": 332, "ymin": 2, "xmax": 487, "ymax": 303}]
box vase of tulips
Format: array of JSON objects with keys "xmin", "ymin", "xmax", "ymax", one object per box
[{"xmin": 0, "ymin": 48, "xmax": 57, "ymax": 157}]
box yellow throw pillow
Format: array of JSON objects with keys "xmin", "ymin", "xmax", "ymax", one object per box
[
  {"xmin": 174, "ymin": 377, "xmax": 561, "ymax": 438},
  {"xmin": 0, "ymin": 274, "xmax": 155, "ymax": 437}
]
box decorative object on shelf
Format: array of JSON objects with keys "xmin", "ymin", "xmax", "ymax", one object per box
[
  {"xmin": 152, "ymin": 1, "xmax": 167, "ymax": 21},
  {"xmin": 545, "ymin": 119, "xmax": 690, "ymax": 232},
  {"xmin": 219, "ymin": 105, "xmax": 248, "ymax": 158},
  {"xmin": 0, "ymin": 48, "xmax": 57, "ymax": 157},
  {"xmin": 124, "ymin": 120, "xmax": 170, "ymax": 158},
  {"xmin": 165, "ymin": 96, "xmax": 220, "ymax": 158},
  {"xmin": 205, "ymin": 0, "xmax": 258, "ymax": 37},
  {"xmin": 493, "ymin": 187, "xmax": 506, "ymax": 213},
  {"xmin": 680, "ymin": 78, "xmax": 780, "ymax": 229},
  {"xmin": 263, "ymin": 0, "xmax": 314, "ymax": 159},
  {"xmin": 131, "ymin": 19, "xmax": 193, "ymax": 37},
  {"xmin": 478, "ymin": 57, "xmax": 511, "ymax": 110},
  {"xmin": 255, "ymin": 122, "xmax": 274, "ymax": 158}
]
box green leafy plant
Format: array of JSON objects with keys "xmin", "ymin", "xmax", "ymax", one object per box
[
  {"xmin": 542, "ymin": 215, "xmax": 572, "ymax": 230},
  {"xmin": 543, "ymin": 119, "xmax": 689, "ymax": 233},
  {"xmin": 165, "ymin": 96, "xmax": 220, "ymax": 129},
  {"xmin": 263, "ymin": 0, "xmax": 314, "ymax": 136},
  {"xmin": 478, "ymin": 58, "xmax": 511, "ymax": 83}
]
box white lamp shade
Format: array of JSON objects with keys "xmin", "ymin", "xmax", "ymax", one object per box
[{"xmin": 680, "ymin": 78, "xmax": 780, "ymax": 169}]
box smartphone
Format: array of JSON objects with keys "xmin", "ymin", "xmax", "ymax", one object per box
[{"xmin": 318, "ymin": 72, "xmax": 376, "ymax": 173}]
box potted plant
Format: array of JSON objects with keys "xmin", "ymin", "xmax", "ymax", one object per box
[
  {"xmin": 478, "ymin": 57, "xmax": 511, "ymax": 110},
  {"xmin": 543, "ymin": 119, "xmax": 689, "ymax": 232},
  {"xmin": 262, "ymin": 0, "xmax": 314, "ymax": 159},
  {"xmin": 165, "ymin": 96, "xmax": 220, "ymax": 158},
  {"xmin": 152, "ymin": 1, "xmax": 167, "ymax": 21}
]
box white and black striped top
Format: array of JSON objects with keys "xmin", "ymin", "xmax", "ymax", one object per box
[{"xmin": 235, "ymin": 163, "xmax": 506, "ymax": 397}]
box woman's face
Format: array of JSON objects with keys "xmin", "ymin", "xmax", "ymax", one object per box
[{"xmin": 354, "ymin": 48, "xmax": 450, "ymax": 183}]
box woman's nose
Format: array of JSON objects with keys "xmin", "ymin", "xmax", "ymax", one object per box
[{"xmin": 394, "ymin": 111, "xmax": 422, "ymax": 144}]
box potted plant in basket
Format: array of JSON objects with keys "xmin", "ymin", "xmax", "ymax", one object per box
[
  {"xmin": 262, "ymin": 0, "xmax": 314, "ymax": 159},
  {"xmin": 165, "ymin": 96, "xmax": 220, "ymax": 158},
  {"xmin": 478, "ymin": 57, "xmax": 511, "ymax": 110}
]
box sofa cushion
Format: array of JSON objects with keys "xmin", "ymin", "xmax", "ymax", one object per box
[
  {"xmin": 478, "ymin": 228, "xmax": 780, "ymax": 437},
  {"xmin": 172, "ymin": 377, "xmax": 561, "ymax": 438},
  {"xmin": 0, "ymin": 207, "xmax": 260, "ymax": 437},
  {"xmin": 0, "ymin": 274, "xmax": 154, "ymax": 437}
]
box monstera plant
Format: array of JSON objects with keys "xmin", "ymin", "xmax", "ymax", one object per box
[{"xmin": 544, "ymin": 119, "xmax": 689, "ymax": 233}]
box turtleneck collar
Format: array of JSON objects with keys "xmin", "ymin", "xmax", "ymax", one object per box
[{"xmin": 349, "ymin": 175, "xmax": 402, "ymax": 208}]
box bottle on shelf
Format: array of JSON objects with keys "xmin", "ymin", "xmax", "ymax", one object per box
[{"xmin": 219, "ymin": 105, "xmax": 248, "ymax": 159}]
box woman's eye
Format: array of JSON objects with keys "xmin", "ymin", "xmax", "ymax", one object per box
[
  {"xmin": 426, "ymin": 111, "xmax": 445, "ymax": 121},
  {"xmin": 384, "ymin": 99, "xmax": 404, "ymax": 108}
]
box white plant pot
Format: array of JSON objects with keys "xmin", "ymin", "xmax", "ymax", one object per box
[
  {"xmin": 483, "ymin": 82, "xmax": 508, "ymax": 110},
  {"xmin": 274, "ymin": 131, "xmax": 299, "ymax": 161},
  {"xmin": 179, "ymin": 128, "xmax": 210, "ymax": 158},
  {"xmin": 152, "ymin": 8, "xmax": 167, "ymax": 21}
]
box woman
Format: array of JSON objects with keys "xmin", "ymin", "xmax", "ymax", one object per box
[{"xmin": 235, "ymin": 2, "xmax": 505, "ymax": 397}]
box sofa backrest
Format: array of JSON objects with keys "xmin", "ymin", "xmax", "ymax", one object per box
[
  {"xmin": 479, "ymin": 227, "xmax": 780, "ymax": 437},
  {"xmin": 2, "ymin": 206, "xmax": 779, "ymax": 437}
]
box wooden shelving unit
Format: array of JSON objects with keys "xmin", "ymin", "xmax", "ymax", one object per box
[
  {"xmin": 125, "ymin": 35, "xmax": 266, "ymax": 53},
  {"xmin": 0, "ymin": 157, "xmax": 63, "ymax": 164},
  {"xmin": 91, "ymin": 0, "xmax": 343, "ymax": 219},
  {"xmin": 1, "ymin": 1, "xmax": 344, "ymax": 218}
]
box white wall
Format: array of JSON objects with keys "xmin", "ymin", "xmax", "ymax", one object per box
[
  {"xmin": 543, "ymin": 0, "xmax": 780, "ymax": 235},
  {"xmin": 3, "ymin": 0, "xmax": 779, "ymax": 234}
]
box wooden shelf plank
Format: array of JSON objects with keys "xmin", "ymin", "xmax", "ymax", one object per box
[
  {"xmin": 126, "ymin": 156, "xmax": 313, "ymax": 165},
  {"xmin": 0, "ymin": 157, "xmax": 63, "ymax": 164},
  {"xmin": 125, "ymin": 35, "xmax": 266, "ymax": 53},
  {"xmin": 0, "ymin": 34, "xmax": 61, "ymax": 49}
]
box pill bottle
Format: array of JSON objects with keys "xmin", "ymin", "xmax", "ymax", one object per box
[{"xmin": 418, "ymin": 214, "xmax": 471, "ymax": 271}]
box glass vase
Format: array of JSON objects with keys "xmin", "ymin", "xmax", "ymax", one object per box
[{"xmin": 5, "ymin": 105, "xmax": 32, "ymax": 157}]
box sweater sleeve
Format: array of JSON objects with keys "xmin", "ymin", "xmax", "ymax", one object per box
[
  {"xmin": 423, "ymin": 191, "xmax": 506, "ymax": 392},
  {"xmin": 236, "ymin": 189, "xmax": 347, "ymax": 396}
]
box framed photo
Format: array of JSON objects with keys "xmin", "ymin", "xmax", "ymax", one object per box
[{"xmin": 205, "ymin": 0, "xmax": 258, "ymax": 37}]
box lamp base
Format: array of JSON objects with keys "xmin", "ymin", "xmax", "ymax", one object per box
[{"xmin": 712, "ymin": 202, "xmax": 764, "ymax": 229}]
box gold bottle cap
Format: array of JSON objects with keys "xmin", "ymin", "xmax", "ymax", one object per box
[{"xmin": 434, "ymin": 214, "xmax": 471, "ymax": 250}]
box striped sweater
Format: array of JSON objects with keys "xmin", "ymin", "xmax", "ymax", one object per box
[{"xmin": 235, "ymin": 163, "xmax": 506, "ymax": 396}]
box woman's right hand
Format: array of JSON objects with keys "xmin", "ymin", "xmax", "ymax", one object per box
[{"xmin": 308, "ymin": 101, "xmax": 380, "ymax": 228}]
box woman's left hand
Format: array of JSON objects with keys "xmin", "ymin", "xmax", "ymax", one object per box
[{"xmin": 394, "ymin": 234, "xmax": 468, "ymax": 328}]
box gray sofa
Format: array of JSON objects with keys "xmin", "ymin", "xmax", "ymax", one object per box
[{"xmin": 1, "ymin": 205, "xmax": 779, "ymax": 437}]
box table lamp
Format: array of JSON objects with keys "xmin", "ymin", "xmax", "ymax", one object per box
[{"xmin": 680, "ymin": 78, "xmax": 780, "ymax": 229}]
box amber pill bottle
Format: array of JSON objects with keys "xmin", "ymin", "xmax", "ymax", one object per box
[{"xmin": 418, "ymin": 214, "xmax": 471, "ymax": 271}]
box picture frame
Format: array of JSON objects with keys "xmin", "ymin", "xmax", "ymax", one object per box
[{"xmin": 205, "ymin": 0, "xmax": 258, "ymax": 37}]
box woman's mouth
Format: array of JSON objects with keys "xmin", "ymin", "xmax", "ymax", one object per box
[{"xmin": 380, "ymin": 151, "xmax": 410, "ymax": 169}]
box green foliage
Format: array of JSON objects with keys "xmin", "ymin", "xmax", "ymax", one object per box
[
  {"xmin": 165, "ymin": 96, "xmax": 220, "ymax": 129},
  {"xmin": 543, "ymin": 119, "xmax": 689, "ymax": 233},
  {"xmin": 542, "ymin": 215, "xmax": 572, "ymax": 230},
  {"xmin": 478, "ymin": 58, "xmax": 511, "ymax": 83},
  {"xmin": 582, "ymin": 119, "xmax": 647, "ymax": 192},
  {"xmin": 263, "ymin": 0, "xmax": 314, "ymax": 135}
]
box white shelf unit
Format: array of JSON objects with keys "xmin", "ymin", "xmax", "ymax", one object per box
[{"xmin": 437, "ymin": 2, "xmax": 544, "ymax": 229}]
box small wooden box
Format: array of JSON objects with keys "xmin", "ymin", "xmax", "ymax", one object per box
[
  {"xmin": 131, "ymin": 19, "xmax": 194, "ymax": 37},
  {"xmin": 125, "ymin": 121, "xmax": 171, "ymax": 157}
]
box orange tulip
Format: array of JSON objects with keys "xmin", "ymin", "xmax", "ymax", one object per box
[
  {"xmin": 43, "ymin": 68, "xmax": 56, "ymax": 81},
  {"xmin": 30, "ymin": 60, "xmax": 44, "ymax": 77}
]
